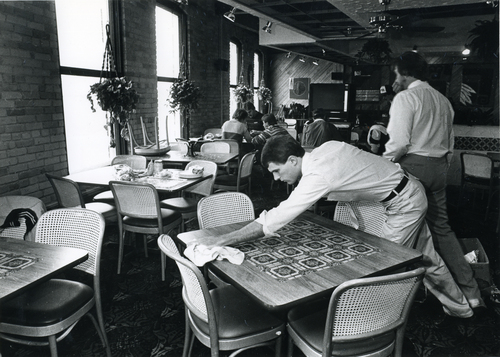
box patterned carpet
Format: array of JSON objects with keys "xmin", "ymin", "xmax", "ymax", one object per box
[{"xmin": 1, "ymin": 180, "xmax": 499, "ymax": 357}]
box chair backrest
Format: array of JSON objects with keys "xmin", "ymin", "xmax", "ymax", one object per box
[
  {"xmin": 111, "ymin": 155, "xmax": 147, "ymax": 170},
  {"xmin": 323, "ymin": 267, "xmax": 425, "ymax": 357},
  {"xmin": 215, "ymin": 139, "xmax": 239, "ymax": 154},
  {"xmin": 46, "ymin": 174, "xmax": 86, "ymax": 208},
  {"xmin": 185, "ymin": 160, "xmax": 218, "ymax": 196},
  {"xmin": 109, "ymin": 181, "xmax": 161, "ymax": 220},
  {"xmin": 333, "ymin": 201, "xmax": 386, "ymax": 237},
  {"xmin": 460, "ymin": 152, "xmax": 494, "ymax": 180},
  {"xmin": 158, "ymin": 234, "xmax": 212, "ymax": 323},
  {"xmin": 35, "ymin": 208, "xmax": 105, "ymax": 276},
  {"xmin": 197, "ymin": 192, "xmax": 255, "ymax": 229},
  {"xmin": 237, "ymin": 151, "xmax": 256, "ymax": 186},
  {"xmin": 200, "ymin": 141, "xmax": 231, "ymax": 153}
]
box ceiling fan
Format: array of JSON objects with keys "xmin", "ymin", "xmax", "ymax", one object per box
[{"xmin": 355, "ymin": 0, "xmax": 445, "ymax": 40}]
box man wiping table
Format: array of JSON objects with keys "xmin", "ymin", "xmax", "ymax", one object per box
[{"xmin": 202, "ymin": 135, "xmax": 475, "ymax": 320}]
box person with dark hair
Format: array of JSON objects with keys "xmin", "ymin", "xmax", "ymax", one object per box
[
  {"xmin": 250, "ymin": 113, "xmax": 291, "ymax": 151},
  {"xmin": 301, "ymin": 108, "xmax": 342, "ymax": 147},
  {"xmin": 221, "ymin": 109, "xmax": 253, "ymax": 144},
  {"xmin": 244, "ymin": 102, "xmax": 264, "ymax": 131},
  {"xmin": 383, "ymin": 51, "xmax": 487, "ymax": 312},
  {"xmin": 202, "ymin": 135, "xmax": 475, "ymax": 320}
]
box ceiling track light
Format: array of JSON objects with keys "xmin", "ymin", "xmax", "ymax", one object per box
[
  {"xmin": 312, "ymin": 59, "xmax": 319, "ymax": 65},
  {"xmin": 322, "ymin": 49, "xmax": 326, "ymax": 56},
  {"xmin": 223, "ymin": 7, "xmax": 236, "ymax": 22},
  {"xmin": 299, "ymin": 56, "xmax": 306, "ymax": 63},
  {"xmin": 286, "ymin": 52, "xmax": 291, "ymax": 58},
  {"xmin": 262, "ymin": 21, "xmax": 273, "ymax": 33},
  {"xmin": 462, "ymin": 45, "xmax": 471, "ymax": 56},
  {"xmin": 486, "ymin": 0, "xmax": 499, "ymax": 7}
]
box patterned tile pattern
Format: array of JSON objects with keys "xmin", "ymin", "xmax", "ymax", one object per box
[
  {"xmin": 455, "ymin": 136, "xmax": 500, "ymax": 152},
  {"xmin": 0, "ymin": 253, "xmax": 37, "ymax": 278},
  {"xmin": 237, "ymin": 219, "xmax": 379, "ymax": 281}
]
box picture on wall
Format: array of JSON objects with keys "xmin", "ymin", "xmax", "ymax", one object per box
[{"xmin": 289, "ymin": 78, "xmax": 310, "ymax": 100}]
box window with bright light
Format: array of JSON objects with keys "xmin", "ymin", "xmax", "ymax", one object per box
[
  {"xmin": 55, "ymin": 0, "xmax": 113, "ymax": 173},
  {"xmin": 229, "ymin": 41, "xmax": 240, "ymax": 119},
  {"xmin": 253, "ymin": 51, "xmax": 261, "ymax": 108},
  {"xmin": 157, "ymin": 5, "xmax": 181, "ymax": 143}
]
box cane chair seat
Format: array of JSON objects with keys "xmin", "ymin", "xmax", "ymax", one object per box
[
  {"xmin": 0, "ymin": 208, "xmax": 111, "ymax": 357},
  {"xmin": 157, "ymin": 235, "xmax": 285, "ymax": 357}
]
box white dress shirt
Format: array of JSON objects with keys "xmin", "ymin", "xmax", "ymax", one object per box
[
  {"xmin": 256, "ymin": 141, "xmax": 405, "ymax": 235},
  {"xmin": 384, "ymin": 80, "xmax": 454, "ymax": 161}
]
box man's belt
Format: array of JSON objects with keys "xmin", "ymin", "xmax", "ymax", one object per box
[{"xmin": 381, "ymin": 175, "xmax": 409, "ymax": 203}]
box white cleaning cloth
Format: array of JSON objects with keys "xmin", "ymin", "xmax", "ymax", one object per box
[{"xmin": 184, "ymin": 244, "xmax": 245, "ymax": 267}]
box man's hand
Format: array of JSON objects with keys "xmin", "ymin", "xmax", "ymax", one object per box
[{"xmin": 392, "ymin": 81, "xmax": 403, "ymax": 94}]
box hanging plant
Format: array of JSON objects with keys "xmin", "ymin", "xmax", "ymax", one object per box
[
  {"xmin": 233, "ymin": 83, "xmax": 253, "ymax": 103},
  {"xmin": 467, "ymin": 19, "xmax": 499, "ymax": 61},
  {"xmin": 356, "ymin": 38, "xmax": 392, "ymax": 64},
  {"xmin": 87, "ymin": 76, "xmax": 139, "ymax": 126},
  {"xmin": 257, "ymin": 85, "xmax": 272, "ymax": 104},
  {"xmin": 168, "ymin": 78, "xmax": 201, "ymax": 113}
]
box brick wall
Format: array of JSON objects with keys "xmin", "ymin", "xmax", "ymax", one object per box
[
  {"xmin": 0, "ymin": 1, "xmax": 66, "ymax": 203},
  {"xmin": 0, "ymin": 0, "xmax": 262, "ymax": 207}
]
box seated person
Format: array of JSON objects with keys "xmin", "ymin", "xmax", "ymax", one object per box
[
  {"xmin": 221, "ymin": 109, "xmax": 253, "ymax": 144},
  {"xmin": 251, "ymin": 114, "xmax": 291, "ymax": 152},
  {"xmin": 301, "ymin": 108, "xmax": 342, "ymax": 147},
  {"xmin": 244, "ymin": 102, "xmax": 264, "ymax": 131}
]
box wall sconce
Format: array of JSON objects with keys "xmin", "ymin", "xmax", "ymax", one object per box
[
  {"xmin": 299, "ymin": 56, "xmax": 306, "ymax": 63},
  {"xmin": 262, "ymin": 21, "xmax": 273, "ymax": 33},
  {"xmin": 312, "ymin": 59, "xmax": 319, "ymax": 65},
  {"xmin": 462, "ymin": 45, "xmax": 471, "ymax": 56},
  {"xmin": 223, "ymin": 7, "xmax": 236, "ymax": 22}
]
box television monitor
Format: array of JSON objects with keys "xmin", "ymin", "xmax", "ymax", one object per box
[{"xmin": 309, "ymin": 83, "xmax": 348, "ymax": 113}]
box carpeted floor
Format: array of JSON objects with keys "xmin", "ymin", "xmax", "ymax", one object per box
[{"xmin": 1, "ymin": 177, "xmax": 499, "ymax": 357}]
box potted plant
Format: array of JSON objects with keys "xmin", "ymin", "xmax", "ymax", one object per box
[
  {"xmin": 167, "ymin": 77, "xmax": 201, "ymax": 139},
  {"xmin": 233, "ymin": 82, "xmax": 253, "ymax": 104},
  {"xmin": 257, "ymin": 83, "xmax": 273, "ymax": 113},
  {"xmin": 87, "ymin": 76, "xmax": 139, "ymax": 148},
  {"xmin": 168, "ymin": 77, "xmax": 201, "ymax": 113}
]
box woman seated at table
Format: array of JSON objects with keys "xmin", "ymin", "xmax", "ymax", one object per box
[{"xmin": 221, "ymin": 109, "xmax": 253, "ymax": 144}]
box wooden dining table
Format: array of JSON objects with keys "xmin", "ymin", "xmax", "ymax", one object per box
[
  {"xmin": 0, "ymin": 237, "xmax": 88, "ymax": 303},
  {"xmin": 177, "ymin": 211, "xmax": 422, "ymax": 311},
  {"xmin": 65, "ymin": 166, "xmax": 212, "ymax": 193}
]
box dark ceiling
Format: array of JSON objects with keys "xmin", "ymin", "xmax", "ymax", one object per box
[{"xmin": 217, "ymin": 0, "xmax": 499, "ymax": 64}]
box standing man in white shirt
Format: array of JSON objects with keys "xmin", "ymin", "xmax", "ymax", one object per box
[
  {"xmin": 383, "ymin": 51, "xmax": 486, "ymax": 312},
  {"xmin": 203, "ymin": 135, "xmax": 475, "ymax": 320}
]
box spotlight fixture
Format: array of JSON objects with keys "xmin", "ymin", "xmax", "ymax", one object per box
[
  {"xmin": 412, "ymin": 45, "xmax": 418, "ymax": 52},
  {"xmin": 322, "ymin": 49, "xmax": 326, "ymax": 56},
  {"xmin": 223, "ymin": 7, "xmax": 236, "ymax": 22},
  {"xmin": 299, "ymin": 56, "xmax": 306, "ymax": 63},
  {"xmin": 462, "ymin": 46, "xmax": 471, "ymax": 56},
  {"xmin": 312, "ymin": 59, "xmax": 319, "ymax": 65},
  {"xmin": 286, "ymin": 52, "xmax": 291, "ymax": 58},
  {"xmin": 486, "ymin": 0, "xmax": 499, "ymax": 7},
  {"xmin": 346, "ymin": 27, "xmax": 352, "ymax": 35},
  {"xmin": 262, "ymin": 21, "xmax": 273, "ymax": 33}
]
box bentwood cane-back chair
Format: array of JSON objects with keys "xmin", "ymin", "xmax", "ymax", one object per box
[
  {"xmin": 158, "ymin": 234, "xmax": 285, "ymax": 357},
  {"xmin": 109, "ymin": 181, "xmax": 182, "ymax": 279},
  {"xmin": 0, "ymin": 208, "xmax": 112, "ymax": 357},
  {"xmin": 161, "ymin": 160, "xmax": 218, "ymax": 232},
  {"xmin": 287, "ymin": 267, "xmax": 425, "ymax": 357}
]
